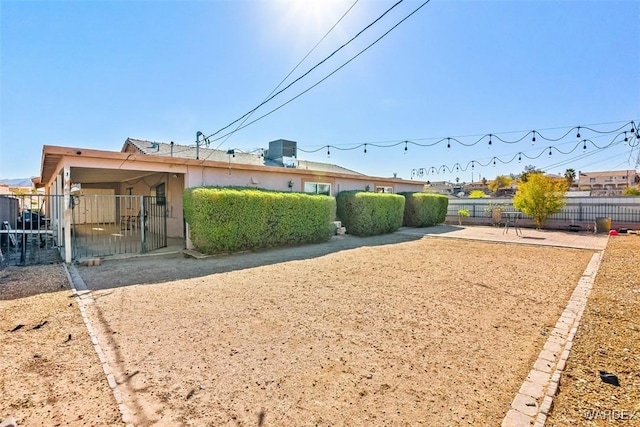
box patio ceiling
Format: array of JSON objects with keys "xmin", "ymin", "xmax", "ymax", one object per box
[{"xmin": 70, "ymin": 167, "xmax": 166, "ymax": 184}]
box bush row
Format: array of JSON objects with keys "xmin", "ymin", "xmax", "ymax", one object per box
[
  {"xmin": 183, "ymin": 187, "xmax": 335, "ymax": 254},
  {"xmin": 336, "ymin": 191, "xmax": 448, "ymax": 236},
  {"xmin": 183, "ymin": 188, "xmax": 448, "ymax": 253}
]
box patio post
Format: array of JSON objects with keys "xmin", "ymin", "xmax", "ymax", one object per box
[{"xmin": 63, "ymin": 166, "xmax": 73, "ymax": 263}]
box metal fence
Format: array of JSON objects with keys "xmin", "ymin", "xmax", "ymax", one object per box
[
  {"xmin": 71, "ymin": 195, "xmax": 167, "ymax": 259},
  {"xmin": 447, "ymin": 197, "xmax": 640, "ymax": 227},
  {"xmin": 1, "ymin": 194, "xmax": 64, "ymax": 266},
  {"xmin": 0, "ymin": 194, "xmax": 168, "ymax": 266}
]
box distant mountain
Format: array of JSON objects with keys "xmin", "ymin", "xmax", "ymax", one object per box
[{"xmin": 0, "ymin": 178, "xmax": 35, "ymax": 187}]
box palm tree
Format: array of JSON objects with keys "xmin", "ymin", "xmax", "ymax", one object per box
[{"xmin": 564, "ymin": 168, "xmax": 576, "ymax": 188}]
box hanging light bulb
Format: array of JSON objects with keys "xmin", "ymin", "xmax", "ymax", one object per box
[
  {"xmin": 576, "ymin": 126, "xmax": 581, "ymax": 141},
  {"xmin": 471, "ymin": 161, "xmax": 475, "ymax": 170},
  {"xmin": 548, "ymin": 147, "xmax": 552, "ymax": 157},
  {"xmin": 404, "ymin": 141, "xmax": 408, "ymax": 154},
  {"xmin": 624, "ymin": 132, "xmax": 629, "ymax": 145},
  {"xmin": 531, "ymin": 131, "xmax": 536, "ymax": 145},
  {"xmin": 631, "ymin": 122, "xmax": 635, "ymax": 134},
  {"xmin": 327, "ymin": 146, "xmax": 331, "ymax": 157},
  {"xmin": 493, "ymin": 158, "xmax": 496, "ymax": 167},
  {"xmin": 455, "ymin": 164, "xmax": 459, "ymax": 172},
  {"xmin": 488, "ymin": 134, "xmax": 492, "ymax": 148},
  {"xmin": 447, "ymin": 138, "xmax": 451, "ymax": 151},
  {"xmin": 518, "ymin": 153, "xmax": 522, "ymax": 163},
  {"xmin": 583, "ymin": 140, "xmax": 587, "ymax": 151},
  {"xmin": 364, "ymin": 144, "xmax": 367, "ymax": 155}
]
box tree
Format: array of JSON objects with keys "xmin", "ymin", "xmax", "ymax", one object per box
[
  {"xmin": 469, "ymin": 190, "xmax": 486, "ymax": 198},
  {"xmin": 564, "ymin": 168, "xmax": 576, "ymax": 188},
  {"xmin": 488, "ymin": 175, "xmax": 512, "ymax": 194},
  {"xmin": 520, "ymin": 165, "xmax": 543, "ymax": 183},
  {"xmin": 513, "ymin": 174, "xmax": 568, "ymax": 228}
]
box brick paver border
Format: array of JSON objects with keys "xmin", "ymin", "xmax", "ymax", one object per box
[
  {"xmin": 502, "ymin": 251, "xmax": 604, "ymax": 426},
  {"xmin": 63, "ymin": 263, "xmax": 134, "ymax": 427}
]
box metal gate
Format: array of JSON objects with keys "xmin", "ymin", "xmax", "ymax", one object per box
[
  {"xmin": 1, "ymin": 194, "xmax": 64, "ymax": 267},
  {"xmin": 71, "ymin": 195, "xmax": 166, "ymax": 259}
]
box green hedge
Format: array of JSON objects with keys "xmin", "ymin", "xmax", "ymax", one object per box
[
  {"xmin": 336, "ymin": 191, "xmax": 405, "ymax": 236},
  {"xmin": 400, "ymin": 192, "xmax": 449, "ymax": 227},
  {"xmin": 183, "ymin": 187, "xmax": 336, "ymax": 254}
]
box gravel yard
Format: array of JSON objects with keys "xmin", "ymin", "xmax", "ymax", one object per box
[{"xmin": 78, "ymin": 236, "xmax": 593, "ymax": 426}]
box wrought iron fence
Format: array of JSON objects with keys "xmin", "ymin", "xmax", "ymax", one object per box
[
  {"xmin": 1, "ymin": 194, "xmax": 64, "ymax": 266},
  {"xmin": 447, "ymin": 198, "xmax": 640, "ymax": 225},
  {"xmin": 71, "ymin": 195, "xmax": 167, "ymax": 259}
]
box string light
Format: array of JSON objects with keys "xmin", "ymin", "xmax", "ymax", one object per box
[
  {"xmin": 294, "ymin": 120, "xmax": 634, "ymax": 154},
  {"xmin": 364, "ymin": 143, "xmax": 367, "ymax": 155},
  {"xmin": 404, "ymin": 141, "xmax": 408, "ymax": 154},
  {"xmin": 413, "ymin": 132, "xmax": 638, "ymax": 176},
  {"xmin": 327, "ymin": 145, "xmax": 331, "ymax": 157},
  {"xmin": 624, "ymin": 132, "xmax": 629, "ymax": 144}
]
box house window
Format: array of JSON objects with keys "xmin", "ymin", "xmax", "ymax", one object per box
[
  {"xmin": 304, "ymin": 182, "xmax": 331, "ymax": 195},
  {"xmin": 155, "ymin": 183, "xmax": 166, "ymax": 205},
  {"xmin": 126, "ymin": 187, "xmax": 133, "ymax": 209},
  {"xmin": 376, "ymin": 186, "xmax": 393, "ymax": 193},
  {"xmin": 589, "ymin": 178, "xmax": 596, "ymax": 183}
]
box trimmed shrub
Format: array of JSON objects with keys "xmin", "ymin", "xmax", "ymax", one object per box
[
  {"xmin": 183, "ymin": 187, "xmax": 336, "ymax": 254},
  {"xmin": 400, "ymin": 192, "xmax": 448, "ymax": 227},
  {"xmin": 336, "ymin": 191, "xmax": 405, "ymax": 236}
]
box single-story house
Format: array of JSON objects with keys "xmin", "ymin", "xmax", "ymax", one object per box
[{"xmin": 35, "ymin": 138, "xmax": 427, "ymax": 262}]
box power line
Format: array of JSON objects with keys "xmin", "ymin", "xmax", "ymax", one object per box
[
  {"xmin": 208, "ymin": 0, "xmax": 433, "ymax": 144},
  {"xmin": 213, "ymin": 0, "xmax": 360, "ymax": 151},
  {"xmin": 206, "ymin": 0, "xmax": 405, "ymax": 142}
]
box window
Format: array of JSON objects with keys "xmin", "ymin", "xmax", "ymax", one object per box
[
  {"xmin": 126, "ymin": 187, "xmax": 133, "ymax": 209},
  {"xmin": 304, "ymin": 182, "xmax": 331, "ymax": 195},
  {"xmin": 155, "ymin": 183, "xmax": 166, "ymax": 205},
  {"xmin": 589, "ymin": 178, "xmax": 596, "ymax": 183},
  {"xmin": 376, "ymin": 186, "xmax": 393, "ymax": 193}
]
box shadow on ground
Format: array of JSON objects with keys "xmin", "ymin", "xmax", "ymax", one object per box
[{"xmin": 77, "ymin": 231, "xmax": 427, "ymax": 290}]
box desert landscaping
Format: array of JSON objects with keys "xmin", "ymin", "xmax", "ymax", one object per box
[{"xmin": 4, "ymin": 230, "xmax": 626, "ymax": 426}]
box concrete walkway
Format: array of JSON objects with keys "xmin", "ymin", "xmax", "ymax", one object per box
[{"xmin": 398, "ymin": 224, "xmax": 608, "ymax": 250}]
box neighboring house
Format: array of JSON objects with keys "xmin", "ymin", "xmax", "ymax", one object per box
[
  {"xmin": 0, "ymin": 184, "xmax": 13, "ymax": 196},
  {"xmin": 577, "ymin": 169, "xmax": 639, "ymax": 191},
  {"xmin": 36, "ymin": 138, "xmax": 427, "ymax": 262},
  {"xmin": 425, "ymin": 181, "xmax": 454, "ymax": 195}
]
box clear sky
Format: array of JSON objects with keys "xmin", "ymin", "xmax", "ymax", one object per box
[{"xmin": 1, "ymin": 0, "xmax": 639, "ymax": 183}]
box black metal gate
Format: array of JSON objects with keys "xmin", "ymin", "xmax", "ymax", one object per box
[
  {"xmin": 1, "ymin": 195, "xmax": 64, "ymax": 267},
  {"xmin": 71, "ymin": 195, "xmax": 166, "ymax": 259}
]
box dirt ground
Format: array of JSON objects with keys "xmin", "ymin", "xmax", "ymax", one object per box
[
  {"xmin": 77, "ymin": 236, "xmax": 593, "ymax": 426},
  {"xmin": 0, "ymin": 265, "xmax": 122, "ymax": 426},
  {"xmin": 547, "ymin": 235, "xmax": 640, "ymax": 426},
  {"xmin": 5, "ymin": 231, "xmax": 623, "ymax": 427}
]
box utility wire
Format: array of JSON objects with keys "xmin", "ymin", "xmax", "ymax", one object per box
[
  {"xmin": 207, "ymin": 0, "xmax": 404, "ymax": 142},
  {"xmin": 213, "ymin": 0, "xmax": 360, "ymax": 151},
  {"xmin": 209, "ymin": 0, "xmax": 433, "ymax": 143}
]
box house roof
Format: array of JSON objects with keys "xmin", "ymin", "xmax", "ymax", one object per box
[
  {"xmin": 123, "ymin": 138, "xmax": 364, "ymax": 176},
  {"xmin": 578, "ymin": 169, "xmax": 637, "ymax": 177}
]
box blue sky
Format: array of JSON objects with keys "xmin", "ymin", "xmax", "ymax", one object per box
[{"xmin": 1, "ymin": 0, "xmax": 639, "ymax": 183}]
